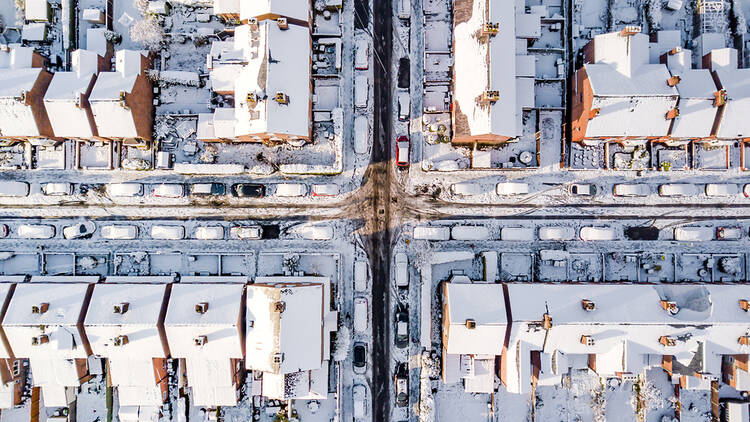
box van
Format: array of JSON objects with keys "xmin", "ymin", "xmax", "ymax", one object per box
[
  {"xmin": 500, "ymin": 227, "xmax": 534, "ymax": 241},
  {"xmin": 539, "ymin": 226, "xmax": 575, "ymax": 241},
  {"xmin": 354, "ymin": 261, "xmax": 368, "ymax": 292},
  {"xmin": 354, "ymin": 116, "xmax": 368, "ymax": 154},
  {"xmin": 275, "ymin": 183, "xmax": 307, "ymax": 197},
  {"xmin": 355, "ymin": 75, "xmax": 368, "ymax": 108},
  {"xmin": 450, "ymin": 226, "xmax": 489, "ymax": 240},
  {"xmin": 659, "ymin": 183, "xmax": 699, "ymax": 197},
  {"xmin": 152, "ymin": 184, "xmax": 184, "ymax": 198},
  {"xmin": 101, "ymin": 225, "xmax": 139, "ymax": 240},
  {"xmin": 613, "ymin": 184, "xmax": 649, "ymax": 197},
  {"xmin": 397, "ymin": 91, "xmax": 410, "ymax": 121},
  {"xmin": 496, "ymin": 182, "xmax": 529, "ymax": 196},
  {"xmin": 17, "ymin": 224, "xmax": 55, "ymax": 239},
  {"xmin": 353, "ymin": 297, "xmax": 368, "ymax": 333},
  {"xmin": 705, "ymin": 184, "xmax": 739, "ymax": 197},
  {"xmin": 398, "ymin": 0, "xmax": 411, "ymax": 19},
  {"xmin": 674, "ymin": 226, "xmax": 713, "ymax": 241},
  {"xmin": 108, "ymin": 183, "xmax": 143, "ymax": 197},
  {"xmin": 42, "ymin": 183, "xmax": 72, "ymax": 196},
  {"xmin": 394, "ymin": 253, "xmax": 408, "ymax": 287},
  {"xmin": 450, "ymin": 182, "xmax": 481, "ymax": 196},
  {"xmin": 0, "ymin": 181, "xmax": 29, "ymax": 197},
  {"xmin": 151, "ymin": 225, "xmax": 185, "ymax": 240},
  {"xmin": 354, "ymin": 39, "xmax": 369, "ymax": 70},
  {"xmin": 580, "ymin": 226, "xmax": 618, "ymax": 241},
  {"xmin": 194, "ymin": 226, "xmax": 224, "ymax": 240},
  {"xmin": 413, "ymin": 226, "xmax": 450, "ymax": 240}
]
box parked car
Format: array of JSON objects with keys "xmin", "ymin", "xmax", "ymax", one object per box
[
  {"xmin": 674, "ymin": 226, "xmax": 713, "ymax": 241},
  {"xmin": 17, "ymin": 224, "xmax": 55, "ymax": 239},
  {"xmin": 395, "ymin": 310, "xmax": 408, "ymax": 349},
  {"xmin": 152, "ymin": 184, "xmax": 185, "ymax": 198},
  {"xmin": 194, "ymin": 226, "xmax": 224, "ymax": 240},
  {"xmin": 613, "ymin": 183, "xmax": 650, "ymax": 197},
  {"xmin": 275, "ymin": 183, "xmax": 307, "ymax": 197},
  {"xmin": 354, "ymin": 116, "xmax": 369, "ymax": 154},
  {"xmin": 353, "ymin": 342, "xmax": 367, "ymax": 374},
  {"xmin": 42, "ymin": 182, "xmax": 73, "ymax": 196},
  {"xmin": 496, "ymin": 182, "xmax": 529, "ymax": 196},
  {"xmin": 394, "ymin": 363, "xmax": 408, "ymax": 407},
  {"xmin": 354, "ymin": 75, "xmax": 369, "ymax": 108},
  {"xmin": 717, "ymin": 227, "xmax": 743, "ymax": 240},
  {"xmin": 231, "ymin": 225, "xmax": 262, "ymax": 240},
  {"xmin": 0, "ymin": 224, "xmax": 8, "ymax": 238},
  {"xmin": 354, "ymin": 38, "xmax": 369, "ymax": 70},
  {"xmin": 659, "ymin": 183, "xmax": 699, "ymax": 197},
  {"xmin": 354, "ymin": 261, "xmax": 368, "ymax": 292},
  {"xmin": 63, "ymin": 221, "xmax": 96, "ymax": 240},
  {"xmin": 450, "ymin": 182, "xmax": 481, "ymax": 196},
  {"xmin": 101, "ymin": 225, "xmax": 139, "ymax": 240},
  {"xmin": 569, "ymin": 183, "xmax": 597, "ymax": 196},
  {"xmin": 397, "ymin": 91, "xmax": 410, "ymax": 121},
  {"xmin": 312, "ymin": 184, "xmax": 340, "ymax": 197},
  {"xmin": 107, "ymin": 183, "xmax": 143, "ymax": 197},
  {"xmin": 396, "ymin": 136, "xmax": 409, "ymax": 168},
  {"xmin": 352, "ymin": 384, "xmax": 367, "ymax": 420},
  {"xmin": 745, "ymin": 184, "xmax": 750, "ymax": 198},
  {"xmin": 353, "ymin": 297, "xmax": 368, "ymax": 334},
  {"xmin": 191, "ymin": 183, "xmax": 225, "ymax": 196},
  {"xmin": 398, "ymin": 0, "xmax": 411, "ymax": 19},
  {"xmin": 150, "ymin": 225, "xmax": 185, "ymax": 240},
  {"xmin": 394, "ymin": 253, "xmax": 408, "ymax": 287},
  {"xmin": 231, "ymin": 183, "xmax": 265, "ymax": 198},
  {"xmin": 0, "ymin": 181, "xmax": 29, "ymax": 197},
  {"xmin": 580, "ymin": 226, "xmax": 618, "ymax": 241},
  {"xmin": 539, "ymin": 226, "xmax": 575, "ymax": 241},
  {"xmin": 412, "ymin": 226, "xmax": 450, "ymax": 240},
  {"xmin": 705, "ymin": 183, "xmax": 739, "ymax": 197},
  {"xmin": 291, "ymin": 224, "xmax": 334, "ymax": 240}
]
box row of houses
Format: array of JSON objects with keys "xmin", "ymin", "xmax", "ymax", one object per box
[
  {"xmin": 442, "ymin": 277, "xmax": 750, "ymax": 396},
  {"xmin": 0, "ymin": 276, "xmax": 337, "ymax": 422},
  {"xmin": 0, "ymin": 45, "xmax": 152, "ymax": 144},
  {"xmin": 198, "ymin": 0, "xmax": 312, "ymax": 143},
  {"xmin": 571, "ymin": 28, "xmax": 750, "ymax": 143}
]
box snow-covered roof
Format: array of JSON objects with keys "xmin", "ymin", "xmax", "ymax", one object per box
[
  {"xmin": 30, "ymin": 357, "xmax": 79, "ymax": 406},
  {"xmin": 233, "ymin": 22, "xmax": 311, "ymax": 139},
  {"xmin": 712, "ymin": 50, "xmax": 750, "ymax": 139},
  {"xmin": 246, "ymin": 283, "xmax": 324, "ymax": 374},
  {"xmin": 3, "ymin": 283, "xmax": 91, "ymax": 360},
  {"xmin": 0, "ymin": 47, "xmax": 35, "ymax": 70},
  {"xmin": 443, "ymin": 282, "xmax": 506, "ymax": 356},
  {"xmin": 84, "ymin": 283, "xmax": 168, "ymax": 359},
  {"xmin": 669, "ymin": 68, "xmax": 717, "ymax": 138},
  {"xmin": 24, "ymin": 0, "xmax": 49, "ymax": 21},
  {"xmin": 239, "ymin": 0, "xmax": 311, "ymax": 22},
  {"xmin": 452, "ymin": 0, "xmax": 524, "ymax": 140},
  {"xmin": 88, "ymin": 50, "xmax": 146, "ymax": 139},
  {"xmin": 109, "ymin": 358, "xmax": 163, "ymax": 406},
  {"xmin": 213, "ymin": 0, "xmax": 239, "ymax": 15},
  {"xmin": 44, "ymin": 51, "xmax": 100, "ymax": 138},
  {"xmin": 86, "ymin": 28, "xmax": 109, "ymax": 57},
  {"xmin": 22, "ymin": 23, "xmax": 47, "ymax": 42}
]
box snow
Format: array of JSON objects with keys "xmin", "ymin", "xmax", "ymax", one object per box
[
  {"xmin": 443, "ymin": 282, "xmax": 505, "ymax": 355},
  {"xmin": 24, "ymin": 0, "xmax": 48, "ymax": 21},
  {"xmin": 239, "ymin": 0, "xmax": 311, "ymax": 23}
]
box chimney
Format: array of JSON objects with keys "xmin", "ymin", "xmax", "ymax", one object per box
[
  {"xmin": 661, "ymin": 300, "xmax": 679, "ymax": 315},
  {"xmin": 481, "ymin": 90, "xmax": 500, "ymax": 103},
  {"xmin": 195, "ymin": 302, "xmax": 209, "ymax": 314},
  {"xmin": 274, "ymin": 301, "xmax": 286, "ymax": 313},
  {"xmin": 465, "ymin": 319, "xmax": 476, "ymax": 329},
  {"xmin": 589, "ymin": 108, "xmax": 600, "ymax": 119},
  {"xmin": 273, "ymin": 353, "xmax": 284, "ymax": 364},
  {"xmin": 659, "ymin": 336, "xmax": 676, "ymax": 347},
  {"xmin": 543, "ymin": 313, "xmax": 552, "ymax": 330},
  {"xmin": 714, "ymin": 90, "xmax": 727, "ymax": 107},
  {"xmin": 113, "ymin": 335, "xmax": 129, "ymax": 346},
  {"xmin": 740, "ymin": 299, "xmax": 749, "ymax": 312},
  {"xmin": 194, "ymin": 335, "xmax": 207, "ymax": 346},
  {"xmin": 666, "ymin": 108, "xmax": 680, "ymax": 119},
  {"xmin": 482, "ymin": 22, "xmax": 499, "ymax": 36},
  {"xmin": 246, "ymin": 92, "xmax": 258, "ymax": 104},
  {"xmin": 118, "ymin": 91, "xmax": 129, "ymax": 109},
  {"xmin": 275, "ymin": 92, "xmax": 289, "ymax": 105},
  {"xmin": 32, "ymin": 303, "xmax": 49, "ymax": 314},
  {"xmin": 667, "ymin": 75, "xmax": 681, "ymax": 87},
  {"xmin": 668, "ymin": 47, "xmax": 682, "ymax": 55},
  {"xmin": 113, "ymin": 302, "xmax": 129, "ymax": 314},
  {"xmin": 31, "ymin": 335, "xmax": 49, "ymax": 346},
  {"xmin": 276, "ymin": 17, "xmax": 288, "ymax": 30},
  {"xmin": 740, "ymin": 336, "xmax": 750, "ymax": 345},
  {"xmin": 580, "ymin": 335, "xmax": 595, "ymax": 346},
  {"xmin": 581, "ymin": 299, "xmax": 595, "ymax": 311},
  {"xmin": 620, "ymin": 26, "xmax": 641, "ymax": 37}
]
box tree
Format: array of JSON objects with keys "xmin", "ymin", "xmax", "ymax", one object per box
[{"xmin": 130, "ymin": 16, "xmax": 164, "ymax": 51}]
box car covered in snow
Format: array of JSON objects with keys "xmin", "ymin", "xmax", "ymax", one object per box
[
  {"xmin": 717, "ymin": 227, "xmax": 743, "ymax": 240},
  {"xmin": 538, "ymin": 226, "xmax": 575, "ymax": 241},
  {"xmin": 354, "ymin": 38, "xmax": 369, "ymax": 70},
  {"xmin": 291, "ymin": 224, "xmax": 334, "ymax": 240},
  {"xmin": 396, "ymin": 136, "xmax": 409, "ymax": 168},
  {"xmin": 352, "ymin": 384, "xmax": 368, "ymax": 420},
  {"xmin": 194, "ymin": 226, "xmax": 224, "ymax": 240},
  {"xmin": 397, "ymin": 90, "xmax": 410, "ymax": 121},
  {"xmin": 705, "ymin": 183, "xmax": 739, "ymax": 197},
  {"xmin": 354, "ymin": 116, "xmax": 369, "ymax": 154},
  {"xmin": 230, "ymin": 225, "xmax": 262, "ymax": 240},
  {"xmin": 450, "ymin": 182, "xmax": 482, "ymax": 196},
  {"xmin": 395, "ymin": 310, "xmax": 408, "ymax": 349},
  {"xmin": 412, "ymin": 225, "xmax": 449, "ymax": 240},
  {"xmin": 613, "ymin": 183, "xmax": 650, "ymax": 197},
  {"xmin": 355, "ymin": 75, "xmax": 369, "ymax": 108},
  {"xmin": 354, "ymin": 297, "xmax": 368, "ymax": 333},
  {"xmin": 674, "ymin": 226, "xmax": 713, "ymax": 241},
  {"xmin": 398, "ymin": 0, "xmax": 411, "ymax": 19},
  {"xmin": 17, "ymin": 224, "xmax": 55, "ymax": 239},
  {"xmin": 500, "ymin": 227, "xmax": 534, "ymax": 241},
  {"xmin": 150, "ymin": 225, "xmax": 185, "ymax": 240},
  {"xmin": 107, "ymin": 183, "xmax": 143, "ymax": 197},
  {"xmin": 496, "ymin": 182, "xmax": 529, "ymax": 196},
  {"xmin": 152, "ymin": 184, "xmax": 185, "ymax": 198},
  {"xmin": 63, "ymin": 221, "xmax": 96, "ymax": 240},
  {"xmin": 353, "ymin": 342, "xmax": 367, "ymax": 374},
  {"xmin": 394, "ymin": 363, "xmax": 408, "ymax": 407},
  {"xmin": 659, "ymin": 183, "xmax": 700, "ymax": 197},
  {"xmin": 580, "ymin": 226, "xmax": 618, "ymax": 241},
  {"xmin": 312, "ymin": 184, "xmax": 340, "ymax": 197},
  {"xmin": 0, "ymin": 225, "xmax": 8, "ymax": 238},
  {"xmin": 190, "ymin": 183, "xmax": 225, "ymax": 196},
  {"xmin": 274, "ymin": 183, "xmax": 307, "ymax": 197},
  {"xmin": 354, "ymin": 261, "xmax": 368, "ymax": 292},
  {"xmin": 568, "ymin": 183, "xmax": 597, "ymax": 196},
  {"xmin": 101, "ymin": 225, "xmax": 139, "ymax": 240},
  {"xmin": 231, "ymin": 183, "xmax": 265, "ymax": 198},
  {"xmin": 450, "ymin": 225, "xmax": 489, "ymax": 240},
  {"xmin": 42, "ymin": 182, "xmax": 73, "ymax": 196},
  {"xmin": 0, "ymin": 181, "xmax": 29, "ymax": 197},
  {"xmin": 394, "ymin": 252, "xmax": 409, "ymax": 287}
]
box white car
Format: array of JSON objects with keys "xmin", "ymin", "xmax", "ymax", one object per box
[
  {"xmin": 705, "ymin": 184, "xmax": 739, "ymax": 197},
  {"xmin": 500, "ymin": 227, "xmax": 534, "ymax": 241},
  {"xmin": 194, "ymin": 226, "xmax": 224, "ymax": 240},
  {"xmin": 450, "ymin": 226, "xmax": 489, "ymax": 240},
  {"xmin": 613, "ymin": 184, "xmax": 650, "ymax": 197},
  {"xmin": 450, "ymin": 182, "xmax": 482, "ymax": 196},
  {"xmin": 63, "ymin": 222, "xmax": 96, "ymax": 239},
  {"xmin": 42, "ymin": 183, "xmax": 73, "ymax": 196},
  {"xmin": 17, "ymin": 224, "xmax": 55, "ymax": 239},
  {"xmin": 394, "ymin": 253, "xmax": 408, "ymax": 287},
  {"xmin": 539, "ymin": 226, "xmax": 575, "ymax": 241},
  {"xmin": 0, "ymin": 181, "xmax": 29, "ymax": 197},
  {"xmin": 354, "ymin": 75, "xmax": 369, "ymax": 108},
  {"xmin": 496, "ymin": 182, "xmax": 529, "ymax": 196},
  {"xmin": 353, "ymin": 297, "xmax": 368, "ymax": 333},
  {"xmin": 580, "ymin": 226, "xmax": 618, "ymax": 241},
  {"xmin": 352, "ymin": 384, "xmax": 368, "ymax": 420},
  {"xmin": 674, "ymin": 226, "xmax": 713, "ymax": 241},
  {"xmin": 659, "ymin": 183, "xmax": 699, "ymax": 197},
  {"xmin": 397, "ymin": 91, "xmax": 410, "ymax": 121},
  {"xmin": 354, "ymin": 261, "xmax": 368, "ymax": 292},
  {"xmin": 152, "ymin": 184, "xmax": 185, "ymax": 198},
  {"xmin": 412, "ymin": 226, "xmax": 450, "ymax": 240},
  {"xmin": 354, "ymin": 38, "xmax": 369, "ymax": 70},
  {"xmin": 312, "ymin": 184, "xmax": 340, "ymax": 197},
  {"xmin": 101, "ymin": 225, "xmax": 139, "ymax": 240},
  {"xmin": 275, "ymin": 183, "xmax": 307, "ymax": 197},
  {"xmin": 569, "ymin": 183, "xmax": 597, "ymax": 196},
  {"xmin": 107, "ymin": 183, "xmax": 143, "ymax": 197},
  {"xmin": 292, "ymin": 224, "xmax": 334, "ymax": 240},
  {"xmin": 231, "ymin": 225, "xmax": 262, "ymax": 240},
  {"xmin": 354, "ymin": 116, "xmax": 369, "ymax": 154},
  {"xmin": 150, "ymin": 225, "xmax": 185, "ymax": 240},
  {"xmin": 717, "ymin": 227, "xmax": 743, "ymax": 240}
]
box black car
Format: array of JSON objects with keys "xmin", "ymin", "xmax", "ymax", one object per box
[
  {"xmin": 231, "ymin": 183, "xmax": 265, "ymax": 198},
  {"xmin": 394, "ymin": 363, "xmax": 408, "ymax": 407},
  {"xmin": 190, "ymin": 183, "xmax": 225, "ymax": 196},
  {"xmin": 353, "ymin": 342, "xmax": 367, "ymax": 374},
  {"xmin": 395, "ymin": 311, "xmax": 408, "ymax": 349}
]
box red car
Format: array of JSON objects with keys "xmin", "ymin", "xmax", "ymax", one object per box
[{"xmin": 396, "ymin": 136, "xmax": 409, "ymax": 168}]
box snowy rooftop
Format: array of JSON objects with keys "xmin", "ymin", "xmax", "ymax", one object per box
[
  {"xmin": 0, "ymin": 47, "xmax": 35, "ymax": 70},
  {"xmin": 88, "ymin": 50, "xmax": 146, "ymax": 139},
  {"xmin": 239, "ymin": 0, "xmax": 311, "ymax": 22},
  {"xmin": 212, "ymin": 0, "xmax": 239, "ymax": 15},
  {"xmin": 246, "ymin": 283, "xmax": 324, "ymax": 374},
  {"xmin": 86, "ymin": 28, "xmax": 109, "ymax": 58},
  {"xmin": 443, "ymin": 282, "xmax": 506, "ymax": 356},
  {"xmin": 711, "ymin": 49, "xmax": 750, "ymax": 139}
]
